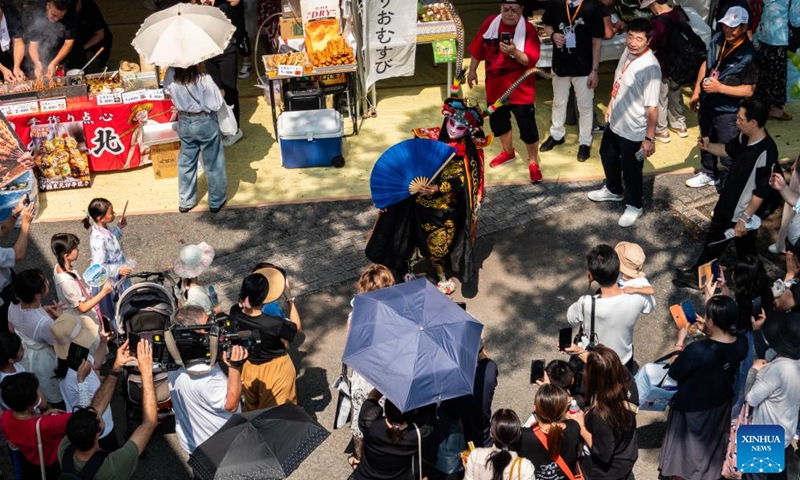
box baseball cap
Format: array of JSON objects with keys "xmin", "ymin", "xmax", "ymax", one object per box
[
  {"xmin": 718, "ymin": 6, "xmax": 749, "ymax": 28},
  {"xmin": 639, "ymin": 0, "xmax": 658, "ymax": 9}
]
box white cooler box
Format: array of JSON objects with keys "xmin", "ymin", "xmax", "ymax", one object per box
[{"xmin": 278, "ymin": 109, "xmax": 345, "ymax": 168}]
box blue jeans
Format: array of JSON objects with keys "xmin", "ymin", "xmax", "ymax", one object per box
[{"xmin": 177, "ymin": 113, "xmax": 228, "ymax": 209}]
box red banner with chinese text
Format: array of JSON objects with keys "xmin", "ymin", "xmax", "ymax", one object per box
[{"xmin": 7, "ymin": 98, "xmax": 174, "ymax": 172}]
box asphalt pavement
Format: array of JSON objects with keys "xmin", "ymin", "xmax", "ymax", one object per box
[{"xmin": 3, "ymin": 172, "xmax": 798, "ymax": 479}]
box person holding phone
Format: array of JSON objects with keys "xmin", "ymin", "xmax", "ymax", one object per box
[
  {"xmin": 51, "ymin": 233, "xmax": 114, "ymax": 332},
  {"xmin": 660, "ymin": 295, "xmax": 747, "ymax": 480},
  {"xmin": 49, "ymin": 314, "xmax": 116, "ymax": 451},
  {"xmin": 0, "ymin": 197, "xmax": 35, "ymax": 331},
  {"xmin": 466, "ymin": 0, "xmax": 543, "ymax": 182},
  {"xmin": 674, "ymin": 98, "xmax": 778, "ymax": 290}
]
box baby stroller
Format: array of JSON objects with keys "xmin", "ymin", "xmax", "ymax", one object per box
[{"xmin": 115, "ymin": 271, "xmax": 178, "ymax": 434}]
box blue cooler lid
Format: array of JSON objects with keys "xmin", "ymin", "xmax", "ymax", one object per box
[{"xmin": 278, "ymin": 109, "xmax": 343, "ymax": 140}]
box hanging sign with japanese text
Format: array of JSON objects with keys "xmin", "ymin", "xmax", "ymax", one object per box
[{"xmin": 365, "ymin": 0, "xmax": 416, "ymax": 89}]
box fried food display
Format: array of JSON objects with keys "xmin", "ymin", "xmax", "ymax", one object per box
[
  {"xmin": 32, "ymin": 131, "xmax": 89, "ymax": 181},
  {"xmin": 86, "ymin": 74, "xmax": 123, "ymax": 95},
  {"xmin": 309, "ymin": 37, "xmax": 355, "ymax": 67},
  {"xmin": 264, "ymin": 52, "xmax": 310, "ymax": 68}
]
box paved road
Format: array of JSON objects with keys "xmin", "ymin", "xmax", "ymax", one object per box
[{"xmin": 3, "ymin": 173, "xmax": 797, "ymax": 479}]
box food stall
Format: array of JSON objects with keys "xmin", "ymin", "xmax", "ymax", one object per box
[{"xmin": 0, "ymin": 64, "xmax": 175, "ymax": 192}]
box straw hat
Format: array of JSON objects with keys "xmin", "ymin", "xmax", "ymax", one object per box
[
  {"xmin": 615, "ymin": 241, "xmax": 646, "ymax": 279},
  {"xmin": 253, "ymin": 266, "xmax": 286, "ymax": 304},
  {"xmin": 50, "ymin": 314, "xmax": 101, "ymax": 360},
  {"xmin": 173, "ymin": 242, "xmax": 215, "ymax": 279}
]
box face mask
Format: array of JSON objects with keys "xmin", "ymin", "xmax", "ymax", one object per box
[{"xmin": 446, "ymin": 118, "xmax": 468, "ymax": 139}]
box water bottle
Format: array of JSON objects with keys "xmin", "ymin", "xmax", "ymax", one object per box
[
  {"xmin": 208, "ymin": 285, "xmax": 219, "ymax": 306},
  {"xmin": 568, "ymin": 400, "xmax": 580, "ymax": 414}
]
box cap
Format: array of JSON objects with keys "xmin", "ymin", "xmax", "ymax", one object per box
[
  {"xmin": 640, "ymin": 0, "xmax": 657, "ymax": 9},
  {"xmin": 718, "ymin": 6, "xmax": 749, "ymax": 28}
]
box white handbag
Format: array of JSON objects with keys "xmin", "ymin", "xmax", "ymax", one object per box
[{"xmin": 218, "ymin": 103, "xmax": 238, "ymax": 136}]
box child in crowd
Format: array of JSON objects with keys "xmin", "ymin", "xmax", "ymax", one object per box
[
  {"xmin": 525, "ymin": 360, "xmax": 575, "ymax": 427},
  {"xmin": 173, "ymin": 243, "xmax": 218, "ymax": 316},
  {"xmin": 615, "ymin": 241, "xmax": 655, "ymax": 296},
  {"xmin": 51, "ymin": 233, "xmax": 114, "ymax": 331},
  {"xmin": 82, "ymin": 198, "xmax": 132, "ymax": 322}
]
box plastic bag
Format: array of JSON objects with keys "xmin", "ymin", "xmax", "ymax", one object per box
[{"xmin": 218, "ymin": 103, "xmax": 238, "ymax": 136}]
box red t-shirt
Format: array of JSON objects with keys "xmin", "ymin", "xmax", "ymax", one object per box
[
  {"xmin": 468, "ymin": 15, "xmax": 541, "ymax": 105},
  {"xmin": 0, "ymin": 410, "xmax": 70, "ymax": 466}
]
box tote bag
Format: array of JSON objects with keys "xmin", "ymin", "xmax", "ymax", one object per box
[{"xmin": 634, "ymin": 351, "xmax": 679, "ymax": 411}]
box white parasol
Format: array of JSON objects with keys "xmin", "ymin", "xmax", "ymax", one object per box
[{"xmin": 131, "ymin": 3, "xmax": 236, "ymax": 68}]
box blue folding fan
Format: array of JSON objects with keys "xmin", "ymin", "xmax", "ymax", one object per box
[{"xmin": 370, "ymin": 138, "xmax": 457, "ymax": 209}]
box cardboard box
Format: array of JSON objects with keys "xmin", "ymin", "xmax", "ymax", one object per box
[
  {"xmin": 150, "ymin": 142, "xmax": 179, "ymax": 179},
  {"xmin": 280, "ymin": 17, "xmax": 303, "ymax": 40}
]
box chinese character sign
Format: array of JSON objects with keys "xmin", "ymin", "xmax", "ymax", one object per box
[{"xmin": 366, "ymin": 0, "xmax": 416, "ymax": 89}]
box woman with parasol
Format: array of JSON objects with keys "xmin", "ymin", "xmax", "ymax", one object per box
[{"xmin": 366, "ymin": 98, "xmax": 492, "ymax": 294}]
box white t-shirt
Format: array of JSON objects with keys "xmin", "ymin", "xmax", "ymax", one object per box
[
  {"xmin": 618, "ymin": 275, "xmax": 652, "ymax": 289},
  {"xmin": 747, "ymin": 357, "xmax": 800, "ymax": 446},
  {"xmin": 52, "ymin": 265, "xmax": 100, "ymax": 324},
  {"xmin": 0, "ymin": 363, "xmax": 24, "ymax": 410},
  {"xmin": 608, "ymin": 47, "xmax": 661, "ymax": 142},
  {"xmin": 168, "ymin": 364, "xmax": 236, "ymax": 453},
  {"xmin": 466, "ymin": 447, "xmax": 535, "ymax": 480},
  {"xmin": 59, "ymin": 354, "xmax": 114, "ymax": 439},
  {"xmin": 567, "ymin": 293, "xmax": 655, "ymax": 364},
  {"xmin": 182, "ymin": 285, "xmax": 213, "ymax": 315}
]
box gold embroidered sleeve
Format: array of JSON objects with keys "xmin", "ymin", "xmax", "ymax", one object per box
[{"xmin": 439, "ymin": 181, "xmax": 451, "ymax": 193}]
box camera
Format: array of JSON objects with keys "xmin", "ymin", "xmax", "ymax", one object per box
[{"xmin": 165, "ymin": 313, "xmax": 261, "ymax": 370}]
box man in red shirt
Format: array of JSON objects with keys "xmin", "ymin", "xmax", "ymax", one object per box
[{"xmin": 468, "ymin": 0, "xmax": 543, "ymax": 182}]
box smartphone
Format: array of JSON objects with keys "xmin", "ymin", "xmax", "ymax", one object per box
[
  {"xmin": 635, "ymin": 150, "xmax": 646, "ymax": 162},
  {"xmin": 752, "ymin": 296, "xmax": 762, "ymax": 317},
  {"xmin": 501, "ymin": 32, "xmax": 511, "ymax": 44},
  {"xmin": 558, "ymin": 327, "xmax": 572, "ymax": 351},
  {"xmin": 681, "ymin": 300, "xmax": 697, "ymax": 324},
  {"xmin": 530, "ymin": 359, "xmax": 545, "ymax": 384},
  {"xmin": 772, "ymin": 162, "xmax": 782, "ymax": 177},
  {"xmin": 128, "ymin": 331, "xmax": 140, "ymax": 354},
  {"xmin": 22, "ymin": 193, "xmax": 30, "ymax": 206},
  {"xmin": 711, "ymin": 260, "xmax": 721, "ymax": 283},
  {"xmin": 698, "ymin": 259, "xmax": 721, "ymax": 289},
  {"xmin": 100, "ymin": 316, "xmax": 112, "ymax": 334},
  {"xmin": 66, "ymin": 343, "xmax": 89, "ymax": 371}
]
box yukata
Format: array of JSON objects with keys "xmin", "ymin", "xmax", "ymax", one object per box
[{"xmin": 89, "ymin": 225, "xmax": 131, "ymax": 327}]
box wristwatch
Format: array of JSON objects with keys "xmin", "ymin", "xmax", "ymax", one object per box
[{"xmin": 644, "ymin": 136, "xmax": 654, "ymax": 143}]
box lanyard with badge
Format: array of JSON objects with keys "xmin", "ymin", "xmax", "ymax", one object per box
[
  {"xmin": 564, "ymin": 0, "xmax": 584, "ymax": 50},
  {"xmin": 709, "ymin": 38, "xmax": 744, "ymax": 79},
  {"xmin": 610, "ymin": 49, "xmax": 649, "ymax": 99}
]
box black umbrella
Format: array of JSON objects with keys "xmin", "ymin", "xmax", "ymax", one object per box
[{"xmin": 188, "ymin": 403, "xmax": 330, "ymax": 480}]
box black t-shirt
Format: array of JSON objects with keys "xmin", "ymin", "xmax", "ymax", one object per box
[
  {"xmin": 462, "ymin": 358, "xmax": 498, "ymax": 448},
  {"xmin": 668, "ymin": 336, "xmax": 749, "ymax": 412},
  {"xmin": 2, "ymin": 2, "xmax": 23, "ymax": 42},
  {"xmin": 518, "ymin": 420, "xmax": 582, "ymax": 480},
  {"xmin": 580, "ymin": 408, "xmax": 638, "ymax": 480},
  {"xmin": 23, "ymin": 0, "xmax": 77, "ymax": 62},
  {"xmin": 701, "ymin": 32, "xmax": 758, "ymax": 114},
  {"xmin": 227, "ymin": 305, "xmax": 298, "ymax": 365},
  {"xmin": 355, "ymin": 399, "xmax": 432, "ymax": 480},
  {"xmin": 76, "ymin": 0, "xmax": 109, "ymax": 47},
  {"xmin": 542, "ymin": 0, "xmax": 606, "ymax": 77},
  {"xmin": 712, "ymin": 133, "xmax": 778, "ymax": 223}
]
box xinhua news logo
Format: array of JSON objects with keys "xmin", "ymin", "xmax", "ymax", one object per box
[{"xmin": 737, "ymin": 425, "xmax": 785, "ymax": 474}]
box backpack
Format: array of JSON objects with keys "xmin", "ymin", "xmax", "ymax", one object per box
[
  {"xmin": 58, "ymin": 444, "xmax": 108, "ymax": 480},
  {"xmin": 655, "ymin": 8, "xmax": 707, "ymax": 85}
]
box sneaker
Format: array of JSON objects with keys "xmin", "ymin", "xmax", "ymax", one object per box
[
  {"xmin": 618, "ymin": 205, "xmax": 643, "ymax": 227},
  {"xmin": 685, "ymin": 172, "xmax": 718, "ymax": 188},
  {"xmin": 587, "ymin": 186, "xmax": 624, "ymax": 202},
  {"xmin": 539, "ymin": 136, "xmax": 565, "ymax": 152},
  {"xmin": 669, "ymin": 126, "xmax": 689, "ymax": 138},
  {"xmin": 592, "ymin": 124, "xmax": 605, "ymax": 134},
  {"xmin": 222, "ymin": 129, "xmax": 243, "ymax": 147},
  {"xmin": 768, "ymin": 243, "xmax": 786, "ymax": 255},
  {"xmin": 655, "ymin": 131, "xmax": 671, "ymax": 144},
  {"xmin": 577, "ymin": 144, "xmax": 590, "ymax": 162},
  {"xmin": 529, "ymin": 162, "xmax": 543, "ymax": 183},
  {"xmin": 490, "ymin": 149, "xmax": 516, "ymax": 168},
  {"xmin": 238, "ymin": 63, "xmax": 253, "ymax": 79}
]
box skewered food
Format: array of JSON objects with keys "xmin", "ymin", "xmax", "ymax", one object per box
[{"xmin": 309, "ymin": 37, "xmax": 355, "ymax": 67}]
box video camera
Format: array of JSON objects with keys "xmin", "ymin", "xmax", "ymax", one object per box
[{"xmin": 164, "ymin": 313, "xmax": 261, "ymax": 371}]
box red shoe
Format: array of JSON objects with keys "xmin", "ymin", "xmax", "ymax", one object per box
[
  {"xmin": 529, "ymin": 162, "xmax": 543, "ymax": 183},
  {"xmin": 490, "ymin": 149, "xmax": 516, "ymax": 168}
]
